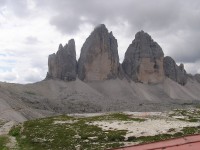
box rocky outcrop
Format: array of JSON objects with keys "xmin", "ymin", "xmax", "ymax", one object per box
[
  {"xmin": 122, "ymin": 31, "xmax": 164, "ymax": 84},
  {"xmin": 194, "ymin": 74, "xmax": 200, "ymax": 83},
  {"xmin": 46, "ymin": 39, "xmax": 77, "ymax": 81},
  {"xmin": 163, "ymin": 56, "xmax": 187, "ymax": 85},
  {"xmin": 45, "ymin": 25, "xmax": 190, "ymax": 86},
  {"xmin": 78, "ymin": 24, "xmax": 119, "ymax": 81}
]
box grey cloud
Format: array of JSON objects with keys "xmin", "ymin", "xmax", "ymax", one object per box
[
  {"xmin": 30, "ymin": 57, "xmax": 47, "ymax": 71},
  {"xmin": 2, "ymin": 0, "xmax": 200, "ymax": 79},
  {"xmin": 172, "ymin": 48, "xmax": 200, "ymax": 64},
  {"xmin": 0, "ymin": 0, "xmax": 30, "ymax": 17},
  {"xmin": 184, "ymin": 60, "xmax": 200, "ymax": 75},
  {"xmin": 35, "ymin": 0, "xmax": 184, "ymax": 34},
  {"xmin": 0, "ymin": 70, "xmax": 17, "ymax": 82},
  {"xmin": 3, "ymin": 73, "xmax": 17, "ymax": 81},
  {"xmin": 166, "ymin": 30, "xmax": 200, "ymax": 63},
  {"xmin": 25, "ymin": 36, "xmax": 40, "ymax": 45},
  {"xmin": 35, "ymin": 0, "xmax": 200, "ymax": 64},
  {"xmin": 35, "ymin": 0, "xmax": 135, "ymax": 34},
  {"xmin": 0, "ymin": 0, "xmax": 6, "ymax": 6},
  {"xmin": 50, "ymin": 15, "xmax": 81, "ymax": 34}
]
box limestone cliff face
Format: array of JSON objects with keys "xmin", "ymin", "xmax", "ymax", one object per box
[
  {"xmin": 122, "ymin": 31, "xmax": 164, "ymax": 83},
  {"xmin": 45, "ymin": 25, "xmax": 189, "ymax": 86},
  {"xmin": 78, "ymin": 24, "xmax": 119, "ymax": 81},
  {"xmin": 163, "ymin": 56, "xmax": 187, "ymax": 85},
  {"xmin": 46, "ymin": 39, "xmax": 77, "ymax": 81}
]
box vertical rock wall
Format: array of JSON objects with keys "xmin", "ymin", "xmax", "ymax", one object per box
[
  {"xmin": 122, "ymin": 31, "xmax": 165, "ymax": 83},
  {"xmin": 46, "ymin": 39, "xmax": 77, "ymax": 81},
  {"xmin": 78, "ymin": 24, "xmax": 119, "ymax": 81}
]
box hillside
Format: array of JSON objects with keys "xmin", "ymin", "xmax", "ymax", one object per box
[{"xmin": 0, "ymin": 77, "xmax": 200, "ymax": 122}]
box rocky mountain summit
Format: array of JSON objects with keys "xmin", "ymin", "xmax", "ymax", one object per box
[
  {"xmin": 46, "ymin": 39, "xmax": 77, "ymax": 81},
  {"xmin": 78, "ymin": 24, "xmax": 119, "ymax": 81},
  {"xmin": 163, "ymin": 56, "xmax": 187, "ymax": 85},
  {"xmin": 46, "ymin": 24, "xmax": 190, "ymax": 85},
  {"xmin": 122, "ymin": 31, "xmax": 164, "ymax": 84}
]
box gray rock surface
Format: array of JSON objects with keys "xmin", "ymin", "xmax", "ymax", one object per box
[
  {"xmin": 46, "ymin": 39, "xmax": 77, "ymax": 81},
  {"xmin": 1, "ymin": 78, "xmax": 200, "ymax": 122},
  {"xmin": 118, "ymin": 64, "xmax": 125, "ymax": 80},
  {"xmin": 78, "ymin": 24, "xmax": 119, "ymax": 81},
  {"xmin": 122, "ymin": 31, "xmax": 164, "ymax": 83},
  {"xmin": 163, "ymin": 56, "xmax": 187, "ymax": 85},
  {"xmin": 194, "ymin": 74, "xmax": 200, "ymax": 83}
]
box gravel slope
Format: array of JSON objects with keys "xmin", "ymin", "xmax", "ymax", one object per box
[{"xmin": 0, "ymin": 77, "xmax": 200, "ymax": 122}]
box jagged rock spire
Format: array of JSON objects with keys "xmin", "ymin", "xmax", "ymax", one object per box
[
  {"xmin": 163, "ymin": 56, "xmax": 187, "ymax": 85},
  {"xmin": 122, "ymin": 30, "xmax": 164, "ymax": 83},
  {"xmin": 78, "ymin": 24, "xmax": 119, "ymax": 81},
  {"xmin": 46, "ymin": 39, "xmax": 77, "ymax": 81},
  {"xmin": 45, "ymin": 25, "xmax": 188, "ymax": 86}
]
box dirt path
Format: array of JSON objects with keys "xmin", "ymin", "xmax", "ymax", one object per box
[
  {"xmin": 113, "ymin": 134, "xmax": 200, "ymax": 150},
  {"xmin": 0, "ymin": 120, "xmax": 17, "ymax": 149},
  {"xmin": 0, "ymin": 121, "xmax": 15, "ymax": 135}
]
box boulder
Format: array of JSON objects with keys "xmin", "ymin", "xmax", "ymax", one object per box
[
  {"xmin": 78, "ymin": 24, "xmax": 119, "ymax": 81},
  {"xmin": 46, "ymin": 39, "xmax": 77, "ymax": 81},
  {"xmin": 163, "ymin": 56, "xmax": 187, "ymax": 85},
  {"xmin": 122, "ymin": 31, "xmax": 164, "ymax": 83}
]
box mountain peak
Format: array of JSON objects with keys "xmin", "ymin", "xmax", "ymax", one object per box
[
  {"xmin": 135, "ymin": 30, "xmax": 151, "ymax": 40},
  {"xmin": 46, "ymin": 24, "xmax": 187, "ymax": 85},
  {"xmin": 47, "ymin": 39, "xmax": 77, "ymax": 81},
  {"xmin": 78, "ymin": 24, "xmax": 119, "ymax": 81},
  {"xmin": 122, "ymin": 30, "xmax": 164, "ymax": 83}
]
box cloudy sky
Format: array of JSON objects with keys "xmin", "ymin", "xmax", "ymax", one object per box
[{"xmin": 0, "ymin": 0, "xmax": 200, "ymax": 83}]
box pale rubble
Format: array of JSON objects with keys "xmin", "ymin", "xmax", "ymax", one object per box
[
  {"xmin": 0, "ymin": 121, "xmax": 17, "ymax": 149},
  {"xmin": 0, "ymin": 121, "xmax": 15, "ymax": 135},
  {"xmin": 88, "ymin": 119, "xmax": 199, "ymax": 138},
  {"xmin": 53, "ymin": 120, "xmax": 78, "ymax": 124}
]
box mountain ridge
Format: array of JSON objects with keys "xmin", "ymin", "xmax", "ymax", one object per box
[
  {"xmin": 0, "ymin": 24, "xmax": 200, "ymax": 122},
  {"xmin": 46, "ymin": 24, "xmax": 189, "ymax": 85}
]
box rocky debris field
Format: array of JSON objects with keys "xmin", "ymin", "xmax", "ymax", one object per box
[
  {"xmin": 0, "ymin": 120, "xmax": 17, "ymax": 150},
  {"xmin": 1, "ymin": 107, "xmax": 199, "ymax": 150}
]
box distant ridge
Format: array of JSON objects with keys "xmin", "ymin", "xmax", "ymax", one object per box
[{"xmin": 46, "ymin": 24, "xmax": 189, "ymax": 85}]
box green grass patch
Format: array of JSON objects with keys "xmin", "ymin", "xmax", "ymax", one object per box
[
  {"xmin": 0, "ymin": 135, "xmax": 9, "ymax": 150},
  {"xmin": 181, "ymin": 126, "xmax": 200, "ymax": 135},
  {"xmin": 127, "ymin": 134, "xmax": 173, "ymax": 143},
  {"xmin": 9, "ymin": 125, "xmax": 21, "ymax": 137},
  {"xmin": 195, "ymin": 105, "xmax": 200, "ymax": 109},
  {"xmin": 169, "ymin": 108, "xmax": 200, "ymax": 122},
  {"xmin": 10, "ymin": 114, "xmax": 128, "ymax": 150},
  {"xmin": 9, "ymin": 111, "xmax": 200, "ymax": 150}
]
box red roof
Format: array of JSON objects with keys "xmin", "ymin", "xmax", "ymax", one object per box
[{"xmin": 113, "ymin": 134, "xmax": 200, "ymax": 150}]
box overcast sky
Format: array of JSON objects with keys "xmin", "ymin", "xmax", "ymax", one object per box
[{"xmin": 0, "ymin": 0, "xmax": 200, "ymax": 83}]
